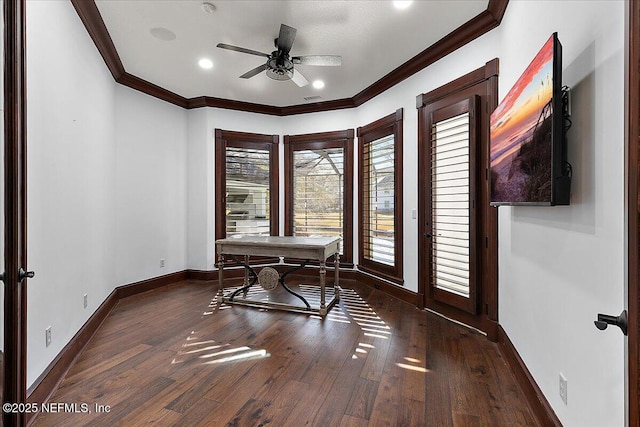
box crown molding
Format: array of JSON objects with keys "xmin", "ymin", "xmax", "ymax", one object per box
[{"xmin": 71, "ymin": 0, "xmax": 508, "ymax": 116}]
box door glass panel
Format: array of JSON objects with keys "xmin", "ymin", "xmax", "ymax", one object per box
[{"xmin": 431, "ymin": 112, "xmax": 471, "ymax": 298}]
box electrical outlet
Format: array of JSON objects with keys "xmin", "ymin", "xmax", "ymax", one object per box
[
  {"xmin": 45, "ymin": 326, "xmax": 52, "ymax": 347},
  {"xmin": 83, "ymin": 293, "xmax": 88, "ymax": 309},
  {"xmin": 411, "ymin": 209, "xmax": 417, "ymax": 219},
  {"xmin": 559, "ymin": 373, "xmax": 568, "ymax": 405},
  {"xmin": 160, "ymin": 259, "xmax": 165, "ymax": 268}
]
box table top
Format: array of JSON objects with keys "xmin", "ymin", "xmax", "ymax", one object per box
[{"xmin": 216, "ymin": 235, "xmax": 341, "ymax": 250}]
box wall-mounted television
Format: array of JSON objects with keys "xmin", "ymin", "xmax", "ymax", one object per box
[{"xmin": 490, "ymin": 32, "xmax": 571, "ymax": 206}]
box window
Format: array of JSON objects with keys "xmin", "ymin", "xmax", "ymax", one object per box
[
  {"xmin": 357, "ymin": 109, "xmax": 403, "ymax": 283},
  {"xmin": 284, "ymin": 130, "xmax": 354, "ymax": 264},
  {"xmin": 215, "ymin": 129, "xmax": 279, "ymax": 240}
]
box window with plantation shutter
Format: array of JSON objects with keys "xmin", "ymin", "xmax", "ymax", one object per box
[
  {"xmin": 215, "ymin": 130, "xmax": 279, "ymax": 241},
  {"xmin": 225, "ymin": 146, "xmax": 271, "ymax": 237},
  {"xmin": 284, "ymin": 130, "xmax": 354, "ymax": 264},
  {"xmin": 431, "ymin": 111, "xmax": 472, "ymax": 297},
  {"xmin": 357, "ymin": 110, "xmax": 403, "ymax": 283}
]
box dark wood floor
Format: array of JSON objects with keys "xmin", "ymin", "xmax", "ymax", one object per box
[{"xmin": 33, "ymin": 279, "xmax": 538, "ymax": 426}]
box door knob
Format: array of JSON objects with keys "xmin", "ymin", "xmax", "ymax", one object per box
[
  {"xmin": 594, "ymin": 310, "xmax": 627, "ymax": 335},
  {"xmin": 18, "ymin": 268, "xmax": 35, "ymax": 281}
]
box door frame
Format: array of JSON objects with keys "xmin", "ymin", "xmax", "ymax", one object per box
[
  {"xmin": 417, "ymin": 59, "xmax": 499, "ymax": 339},
  {"xmin": 3, "ymin": 0, "xmax": 28, "ymax": 425},
  {"xmin": 627, "ymin": 0, "xmax": 639, "ymax": 424}
]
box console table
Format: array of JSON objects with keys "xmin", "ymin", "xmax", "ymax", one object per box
[{"xmin": 215, "ymin": 236, "xmax": 341, "ymax": 316}]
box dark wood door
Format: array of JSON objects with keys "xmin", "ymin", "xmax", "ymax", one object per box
[
  {"xmin": 3, "ymin": 1, "xmax": 29, "ymax": 425},
  {"xmin": 417, "ymin": 60, "xmax": 499, "ymax": 338},
  {"xmin": 425, "ymin": 96, "xmax": 479, "ymax": 314},
  {"xmin": 628, "ymin": 0, "xmax": 640, "ymax": 424}
]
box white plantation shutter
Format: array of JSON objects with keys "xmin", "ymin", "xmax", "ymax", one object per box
[
  {"xmin": 293, "ymin": 148, "xmax": 345, "ymax": 254},
  {"xmin": 225, "ymin": 146, "xmax": 271, "ymax": 237},
  {"xmin": 431, "ymin": 112, "xmax": 471, "ymax": 297},
  {"xmin": 362, "ymin": 134, "xmax": 395, "ymax": 266}
]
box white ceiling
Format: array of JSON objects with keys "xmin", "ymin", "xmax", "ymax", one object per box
[{"xmin": 95, "ymin": 0, "xmax": 489, "ymax": 107}]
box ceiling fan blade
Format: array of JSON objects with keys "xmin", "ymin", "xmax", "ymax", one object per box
[
  {"xmin": 239, "ymin": 63, "xmax": 268, "ymax": 79},
  {"xmin": 276, "ymin": 24, "xmax": 297, "ymax": 55},
  {"xmin": 217, "ymin": 43, "xmax": 270, "ymax": 58},
  {"xmin": 292, "ymin": 55, "xmax": 342, "ymax": 66},
  {"xmin": 290, "ymin": 68, "xmax": 309, "ymax": 87}
]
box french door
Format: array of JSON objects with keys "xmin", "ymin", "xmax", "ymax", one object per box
[
  {"xmin": 3, "ymin": 1, "xmax": 29, "ymax": 425},
  {"xmin": 417, "ymin": 60, "xmax": 498, "ymax": 337},
  {"xmin": 426, "ymin": 96, "xmax": 479, "ymax": 314}
]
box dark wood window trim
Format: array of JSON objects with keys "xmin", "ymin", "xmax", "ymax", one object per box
[
  {"xmin": 214, "ymin": 129, "xmax": 279, "ymax": 242},
  {"xmin": 357, "ymin": 109, "xmax": 404, "ymax": 284},
  {"xmin": 417, "ymin": 58, "xmax": 499, "ymax": 338},
  {"xmin": 284, "ymin": 129, "xmax": 354, "ymax": 265}
]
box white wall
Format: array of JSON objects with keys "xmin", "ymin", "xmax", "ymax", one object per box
[
  {"xmin": 26, "ymin": 0, "xmax": 116, "ymax": 387},
  {"xmin": 114, "ymin": 85, "xmax": 187, "ymax": 284},
  {"xmin": 25, "ymin": 1, "xmax": 189, "ymax": 389},
  {"xmin": 496, "ymin": 2, "xmax": 626, "ymax": 426}
]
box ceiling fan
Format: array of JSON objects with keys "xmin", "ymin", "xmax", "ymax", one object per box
[{"xmin": 216, "ymin": 24, "xmax": 342, "ymax": 87}]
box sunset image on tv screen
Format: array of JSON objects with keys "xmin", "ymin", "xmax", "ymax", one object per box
[{"xmin": 490, "ymin": 35, "xmax": 555, "ymax": 204}]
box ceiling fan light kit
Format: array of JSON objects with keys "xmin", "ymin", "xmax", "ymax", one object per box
[{"xmin": 217, "ymin": 23, "xmax": 341, "ymax": 88}]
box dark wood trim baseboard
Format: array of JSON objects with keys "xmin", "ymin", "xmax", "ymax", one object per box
[
  {"xmin": 71, "ymin": 0, "xmax": 509, "ymax": 116},
  {"xmin": 25, "ymin": 270, "xmax": 187, "ymax": 426},
  {"xmin": 497, "ymin": 325, "xmax": 562, "ymax": 427},
  {"xmin": 186, "ymin": 267, "xmax": 246, "ymax": 282},
  {"xmin": 114, "ymin": 271, "xmax": 187, "ymax": 299}
]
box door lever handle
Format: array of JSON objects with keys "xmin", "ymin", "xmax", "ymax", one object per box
[
  {"xmin": 594, "ymin": 310, "xmax": 627, "ymax": 335},
  {"xmin": 18, "ymin": 268, "xmax": 35, "ymax": 282}
]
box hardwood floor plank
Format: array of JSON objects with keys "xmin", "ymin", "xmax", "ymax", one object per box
[
  {"xmin": 339, "ymin": 414, "xmax": 370, "ymax": 427},
  {"xmin": 423, "ymin": 312, "xmax": 455, "ymax": 427},
  {"xmin": 32, "ymin": 280, "xmax": 539, "ymax": 427},
  {"xmin": 344, "ymin": 378, "xmax": 379, "ymax": 420}
]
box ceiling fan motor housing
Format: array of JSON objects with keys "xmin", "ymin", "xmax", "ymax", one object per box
[{"xmin": 267, "ymin": 55, "xmax": 294, "ymax": 81}]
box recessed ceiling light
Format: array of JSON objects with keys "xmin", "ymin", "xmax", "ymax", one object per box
[
  {"xmin": 150, "ymin": 27, "xmax": 176, "ymax": 41},
  {"xmin": 393, "ymin": 0, "xmax": 413, "ymax": 10},
  {"xmin": 201, "ymin": 2, "xmax": 216, "ymax": 14},
  {"xmin": 312, "ymin": 80, "xmax": 325, "ymax": 89},
  {"xmin": 198, "ymin": 58, "xmax": 214, "ymax": 70}
]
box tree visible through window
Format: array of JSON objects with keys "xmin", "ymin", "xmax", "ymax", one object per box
[
  {"xmin": 284, "ymin": 130, "xmax": 354, "ymax": 264},
  {"xmin": 293, "ymin": 147, "xmax": 344, "ymax": 251}
]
